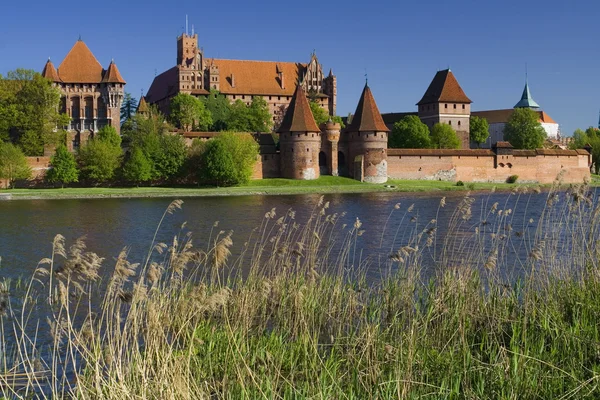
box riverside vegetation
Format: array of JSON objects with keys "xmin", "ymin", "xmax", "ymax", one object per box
[{"xmin": 1, "ymin": 183, "xmax": 600, "ymax": 398}]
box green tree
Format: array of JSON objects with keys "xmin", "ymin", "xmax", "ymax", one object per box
[
  {"xmin": 0, "ymin": 142, "xmax": 31, "ymax": 188},
  {"xmin": 227, "ymin": 100, "xmax": 252, "ymax": 132},
  {"xmin": 570, "ymin": 129, "xmax": 589, "ymax": 150},
  {"xmin": 389, "ymin": 115, "xmax": 431, "ymax": 148},
  {"xmin": 470, "ymin": 116, "xmax": 490, "ymax": 148},
  {"xmin": 78, "ymin": 126, "xmax": 122, "ymax": 184},
  {"xmin": 120, "ymin": 92, "xmax": 138, "ymax": 124},
  {"xmin": 203, "ymin": 90, "xmax": 232, "ymax": 131},
  {"xmin": 169, "ymin": 93, "xmax": 212, "ymax": 131},
  {"xmin": 153, "ymin": 134, "xmax": 187, "ymax": 181},
  {"xmin": 122, "ymin": 147, "xmax": 152, "ymax": 186},
  {"xmin": 430, "ymin": 123, "xmax": 461, "ymax": 149},
  {"xmin": 309, "ymin": 101, "xmax": 330, "ymax": 126},
  {"xmin": 184, "ymin": 139, "xmax": 208, "ymax": 184},
  {"xmin": 248, "ymin": 96, "xmax": 273, "ymax": 132},
  {"xmin": 199, "ymin": 132, "xmax": 259, "ymax": 186},
  {"xmin": 201, "ymin": 139, "xmax": 237, "ymax": 186},
  {"xmin": 0, "ymin": 69, "xmax": 69, "ymax": 155},
  {"xmin": 504, "ymin": 108, "xmax": 547, "ymax": 149},
  {"xmin": 46, "ymin": 145, "xmax": 78, "ymax": 188}
]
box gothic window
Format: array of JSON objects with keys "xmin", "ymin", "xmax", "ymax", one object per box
[
  {"xmin": 462, "ymin": 104, "xmax": 466, "ymax": 109},
  {"xmin": 458, "ymin": 121, "xmax": 461, "ymax": 126},
  {"xmin": 445, "ymin": 104, "xmax": 447, "ymax": 109},
  {"xmin": 454, "ymin": 104, "xmax": 456, "ymax": 109}
]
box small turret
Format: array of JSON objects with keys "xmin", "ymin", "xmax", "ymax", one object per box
[
  {"xmin": 42, "ymin": 58, "xmax": 61, "ymax": 82},
  {"xmin": 277, "ymin": 85, "xmax": 321, "ymax": 180},
  {"xmin": 320, "ymin": 118, "xmax": 341, "ymax": 176}
]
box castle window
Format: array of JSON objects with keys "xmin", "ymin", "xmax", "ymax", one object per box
[
  {"xmin": 278, "ymin": 96, "xmax": 281, "ymax": 100},
  {"xmin": 233, "ymin": 95, "xmax": 236, "ymax": 99},
  {"xmin": 458, "ymin": 121, "xmax": 461, "ymax": 126},
  {"xmin": 462, "ymin": 104, "xmax": 465, "ymax": 109},
  {"xmin": 242, "ymin": 95, "xmax": 245, "ymax": 99},
  {"xmin": 449, "ymin": 121, "xmax": 452, "ymax": 125},
  {"xmin": 453, "ymin": 104, "xmax": 456, "ymax": 109},
  {"xmin": 444, "ymin": 104, "xmax": 447, "ymax": 109},
  {"xmin": 269, "ymin": 96, "xmax": 272, "ymax": 100}
]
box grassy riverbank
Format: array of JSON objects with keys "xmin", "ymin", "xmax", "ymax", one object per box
[
  {"xmin": 2, "ymin": 176, "xmax": 528, "ymax": 199},
  {"xmin": 2, "ymin": 184, "xmax": 600, "ymax": 398}
]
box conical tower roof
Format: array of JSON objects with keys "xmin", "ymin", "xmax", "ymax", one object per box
[
  {"xmin": 57, "ymin": 39, "xmax": 104, "ymax": 83},
  {"xmin": 102, "ymin": 60, "xmax": 126, "ymax": 84},
  {"xmin": 514, "ymin": 81, "xmax": 540, "ymax": 109},
  {"xmin": 41, "ymin": 59, "xmax": 61, "ymax": 82},
  {"xmin": 346, "ymin": 84, "xmax": 390, "ymax": 132},
  {"xmin": 277, "ymin": 85, "xmax": 320, "ymax": 133},
  {"xmin": 417, "ymin": 69, "xmax": 472, "ymax": 105},
  {"xmin": 137, "ymin": 95, "xmax": 149, "ymax": 113}
]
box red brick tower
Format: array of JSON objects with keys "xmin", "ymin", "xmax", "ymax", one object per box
[
  {"xmin": 417, "ymin": 69, "xmax": 472, "ymax": 148},
  {"xmin": 277, "ymin": 85, "xmax": 321, "ymax": 180},
  {"xmin": 320, "ymin": 119, "xmax": 341, "ymax": 176},
  {"xmin": 345, "ymin": 84, "xmax": 390, "ymax": 183}
]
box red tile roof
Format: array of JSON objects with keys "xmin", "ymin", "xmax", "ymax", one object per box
[
  {"xmin": 346, "ymin": 85, "xmax": 390, "ymax": 132},
  {"xmin": 277, "ymin": 85, "xmax": 320, "ymax": 133},
  {"xmin": 41, "ymin": 59, "xmax": 61, "ymax": 82},
  {"xmin": 210, "ymin": 59, "xmax": 306, "ymax": 96},
  {"xmin": 57, "ymin": 40, "xmax": 104, "ymax": 83},
  {"xmin": 102, "ymin": 61, "xmax": 126, "ymax": 84},
  {"xmin": 417, "ymin": 69, "xmax": 472, "ymax": 105},
  {"xmin": 472, "ymin": 109, "xmax": 558, "ymax": 125}
]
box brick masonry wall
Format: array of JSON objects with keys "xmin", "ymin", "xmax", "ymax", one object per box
[
  {"xmin": 1, "ymin": 156, "xmax": 51, "ymax": 188},
  {"xmin": 252, "ymin": 153, "xmax": 281, "ymax": 179},
  {"xmin": 387, "ymin": 152, "xmax": 590, "ymax": 184}
]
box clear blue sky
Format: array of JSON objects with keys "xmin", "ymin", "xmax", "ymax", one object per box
[{"xmin": 1, "ymin": 0, "xmax": 598, "ymax": 135}]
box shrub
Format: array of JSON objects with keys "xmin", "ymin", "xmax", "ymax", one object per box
[
  {"xmin": 456, "ymin": 180, "xmax": 464, "ymax": 186},
  {"xmin": 122, "ymin": 147, "xmax": 152, "ymax": 186},
  {"xmin": 507, "ymin": 175, "xmax": 519, "ymax": 184},
  {"xmin": 78, "ymin": 131, "xmax": 123, "ymax": 184},
  {"xmin": 46, "ymin": 145, "xmax": 78, "ymax": 188},
  {"xmin": 0, "ymin": 142, "xmax": 31, "ymax": 188},
  {"xmin": 199, "ymin": 132, "xmax": 259, "ymax": 186}
]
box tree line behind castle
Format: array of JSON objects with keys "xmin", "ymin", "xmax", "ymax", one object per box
[{"xmin": 0, "ymin": 68, "xmax": 599, "ymax": 188}]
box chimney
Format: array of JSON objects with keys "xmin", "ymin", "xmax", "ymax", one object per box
[
  {"xmin": 231, "ymin": 73, "xmax": 235, "ymax": 88},
  {"xmin": 279, "ymin": 71, "xmax": 285, "ymax": 89}
]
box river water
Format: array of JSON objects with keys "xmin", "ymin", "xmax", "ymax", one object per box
[{"xmin": 0, "ymin": 189, "xmax": 585, "ymax": 282}]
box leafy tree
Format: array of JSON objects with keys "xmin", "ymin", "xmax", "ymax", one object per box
[
  {"xmin": 169, "ymin": 93, "xmax": 212, "ymax": 131},
  {"xmin": 122, "ymin": 147, "xmax": 152, "ymax": 186},
  {"xmin": 309, "ymin": 100, "xmax": 330, "ymax": 126},
  {"xmin": 0, "ymin": 142, "xmax": 31, "ymax": 188},
  {"xmin": 227, "ymin": 100, "xmax": 252, "ymax": 132},
  {"xmin": 184, "ymin": 139, "xmax": 208, "ymax": 184},
  {"xmin": 96, "ymin": 125, "xmax": 121, "ymax": 147},
  {"xmin": 430, "ymin": 123, "xmax": 461, "ymax": 149},
  {"xmin": 78, "ymin": 126, "xmax": 122, "ymax": 183},
  {"xmin": 248, "ymin": 96, "xmax": 273, "ymax": 132},
  {"xmin": 201, "ymin": 139, "xmax": 237, "ymax": 186},
  {"xmin": 120, "ymin": 92, "xmax": 138, "ymax": 124},
  {"xmin": 389, "ymin": 115, "xmax": 431, "ymax": 148},
  {"xmin": 0, "ymin": 69, "xmax": 69, "ymax": 155},
  {"xmin": 153, "ymin": 134, "xmax": 187, "ymax": 181},
  {"xmin": 199, "ymin": 132, "xmax": 259, "ymax": 186},
  {"xmin": 504, "ymin": 108, "xmax": 547, "ymax": 149},
  {"xmin": 46, "ymin": 145, "xmax": 78, "ymax": 188},
  {"xmin": 203, "ymin": 90, "xmax": 232, "ymax": 131},
  {"xmin": 570, "ymin": 129, "xmax": 589, "ymax": 150},
  {"xmin": 470, "ymin": 116, "xmax": 490, "ymax": 148}
]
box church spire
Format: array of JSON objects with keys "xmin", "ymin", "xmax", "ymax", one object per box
[{"xmin": 514, "ymin": 79, "xmax": 540, "ymax": 109}]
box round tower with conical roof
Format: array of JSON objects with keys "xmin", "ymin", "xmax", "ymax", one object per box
[
  {"xmin": 277, "ymin": 85, "xmax": 322, "ymax": 180},
  {"xmin": 345, "ymin": 84, "xmax": 389, "ymax": 183}
]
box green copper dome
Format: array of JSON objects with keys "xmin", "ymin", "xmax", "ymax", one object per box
[{"xmin": 514, "ymin": 81, "xmax": 540, "ymax": 109}]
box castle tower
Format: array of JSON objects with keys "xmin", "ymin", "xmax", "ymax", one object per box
[
  {"xmin": 277, "ymin": 85, "xmax": 321, "ymax": 180},
  {"xmin": 42, "ymin": 58, "xmax": 61, "ymax": 83},
  {"xmin": 177, "ymin": 33, "xmax": 203, "ymax": 93},
  {"xmin": 514, "ymin": 79, "xmax": 541, "ymax": 109},
  {"xmin": 206, "ymin": 61, "xmax": 220, "ymax": 91},
  {"xmin": 100, "ymin": 60, "xmax": 126, "ymax": 133},
  {"xmin": 324, "ymin": 69, "xmax": 337, "ymax": 116},
  {"xmin": 417, "ymin": 69, "xmax": 472, "ymax": 148},
  {"xmin": 320, "ymin": 118, "xmax": 341, "ymax": 176},
  {"xmin": 345, "ymin": 83, "xmax": 389, "ymax": 183}
]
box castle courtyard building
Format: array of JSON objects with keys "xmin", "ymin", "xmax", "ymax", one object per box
[
  {"xmin": 146, "ymin": 33, "xmax": 336, "ymax": 126},
  {"xmin": 42, "ymin": 39, "xmax": 126, "ymax": 148}
]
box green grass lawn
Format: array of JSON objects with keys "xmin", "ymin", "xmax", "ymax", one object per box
[{"xmin": 0, "ymin": 176, "xmax": 550, "ymax": 199}]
